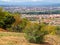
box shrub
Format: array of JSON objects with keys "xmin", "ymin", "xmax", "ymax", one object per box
[
  {"xmin": 56, "ymin": 26, "xmax": 60, "ymax": 35},
  {"xmin": 0, "ymin": 15, "xmax": 15, "ymax": 29},
  {"xmin": 0, "ymin": 8, "xmax": 15, "ymax": 30},
  {"xmin": 12, "ymin": 18, "xmax": 28, "ymax": 32},
  {"xmin": 24, "ymin": 23, "xmax": 48, "ymax": 44},
  {"xmin": 41, "ymin": 25, "xmax": 57, "ymax": 35}
]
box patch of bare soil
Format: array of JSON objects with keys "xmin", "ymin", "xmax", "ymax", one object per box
[{"xmin": 0, "ymin": 28, "xmax": 8, "ymax": 32}]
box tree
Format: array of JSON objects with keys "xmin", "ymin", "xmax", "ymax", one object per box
[
  {"xmin": 18, "ymin": 18, "xmax": 28, "ymax": 32},
  {"xmin": 0, "ymin": 8, "xmax": 15, "ymax": 29},
  {"xmin": 3, "ymin": 15, "xmax": 15, "ymax": 29},
  {"xmin": 12, "ymin": 17, "xmax": 28, "ymax": 32},
  {"xmin": 0, "ymin": 15, "xmax": 15, "ymax": 29}
]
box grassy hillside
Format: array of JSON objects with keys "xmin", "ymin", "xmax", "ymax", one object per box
[
  {"xmin": 0, "ymin": 32, "xmax": 42, "ymax": 45},
  {"xmin": 0, "ymin": 32, "xmax": 52, "ymax": 45},
  {"xmin": 0, "ymin": 32, "xmax": 60, "ymax": 45},
  {"xmin": 0, "ymin": 32, "xmax": 28, "ymax": 45}
]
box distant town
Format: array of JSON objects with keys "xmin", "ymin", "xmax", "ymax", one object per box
[
  {"xmin": 3, "ymin": 6, "xmax": 60, "ymax": 13},
  {"xmin": 2, "ymin": 6, "xmax": 60, "ymax": 25}
]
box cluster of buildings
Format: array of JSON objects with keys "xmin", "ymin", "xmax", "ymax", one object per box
[
  {"xmin": 21, "ymin": 14, "xmax": 60, "ymax": 25},
  {"xmin": 4, "ymin": 7, "xmax": 60, "ymax": 13}
]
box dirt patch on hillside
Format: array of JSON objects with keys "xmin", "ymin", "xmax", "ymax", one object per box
[{"xmin": 0, "ymin": 28, "xmax": 7, "ymax": 32}]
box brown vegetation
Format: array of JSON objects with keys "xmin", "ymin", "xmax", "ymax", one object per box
[{"xmin": 0, "ymin": 28, "xmax": 8, "ymax": 32}]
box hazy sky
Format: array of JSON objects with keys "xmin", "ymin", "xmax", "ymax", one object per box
[
  {"xmin": 0, "ymin": 0, "xmax": 60, "ymax": 2},
  {"xmin": 0, "ymin": 0, "xmax": 60, "ymax": 5}
]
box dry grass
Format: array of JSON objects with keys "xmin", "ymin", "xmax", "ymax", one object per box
[
  {"xmin": 0, "ymin": 32, "xmax": 29, "ymax": 45},
  {"xmin": 0, "ymin": 28, "xmax": 37, "ymax": 45},
  {"xmin": 0, "ymin": 28, "xmax": 59, "ymax": 45},
  {"xmin": 0, "ymin": 32, "xmax": 51, "ymax": 45}
]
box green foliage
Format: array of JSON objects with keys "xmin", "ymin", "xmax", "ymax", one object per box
[
  {"xmin": 4, "ymin": 16, "xmax": 15, "ymax": 25},
  {"xmin": 0, "ymin": 15, "xmax": 15, "ymax": 29},
  {"xmin": 0, "ymin": 8, "xmax": 5, "ymax": 20},
  {"xmin": 18, "ymin": 18, "xmax": 28, "ymax": 31},
  {"xmin": 24, "ymin": 23, "xmax": 48, "ymax": 44},
  {"xmin": 3, "ymin": 16, "xmax": 15, "ymax": 29},
  {"xmin": 0, "ymin": 21, "xmax": 4, "ymax": 28},
  {"xmin": 12, "ymin": 18, "xmax": 28, "ymax": 32},
  {"xmin": 56, "ymin": 26, "xmax": 60, "ymax": 30},
  {"xmin": 56, "ymin": 26, "xmax": 60, "ymax": 35},
  {"xmin": 21, "ymin": 10, "xmax": 60, "ymax": 14},
  {"xmin": 41, "ymin": 25, "xmax": 57, "ymax": 35},
  {"xmin": 0, "ymin": 8, "xmax": 15, "ymax": 29}
]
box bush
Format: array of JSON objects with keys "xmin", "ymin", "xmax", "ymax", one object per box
[
  {"xmin": 56, "ymin": 26, "xmax": 60, "ymax": 35},
  {"xmin": 41, "ymin": 25, "xmax": 57, "ymax": 35},
  {"xmin": 0, "ymin": 8, "xmax": 15, "ymax": 30},
  {"xmin": 24, "ymin": 23, "xmax": 48, "ymax": 44},
  {"xmin": 12, "ymin": 18, "xmax": 28, "ymax": 32},
  {"xmin": 0, "ymin": 15, "xmax": 15, "ymax": 29}
]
